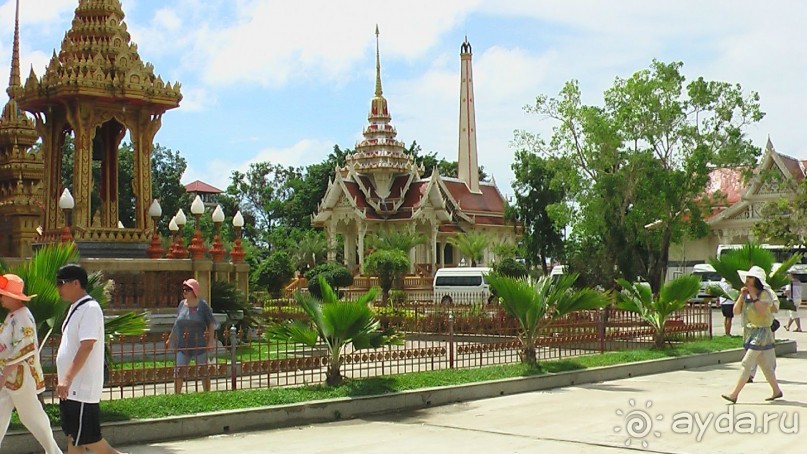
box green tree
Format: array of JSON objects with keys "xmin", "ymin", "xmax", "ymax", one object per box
[
  {"xmin": 151, "ymin": 144, "xmax": 190, "ymax": 235},
  {"xmin": 366, "ymin": 229, "xmax": 426, "ymax": 254},
  {"xmin": 447, "ymin": 232, "xmax": 491, "ymax": 267},
  {"xmin": 708, "ymin": 242, "xmax": 798, "ymax": 294},
  {"xmin": 305, "ymin": 263, "xmax": 354, "ymax": 298},
  {"xmin": 511, "ymin": 152, "xmax": 565, "ymax": 274},
  {"xmin": 486, "ymin": 272, "xmax": 609, "ymax": 365},
  {"xmin": 492, "ymin": 258, "xmax": 528, "ymax": 278},
  {"xmin": 266, "ymin": 277, "xmax": 404, "ymax": 385},
  {"xmin": 515, "ymin": 60, "xmax": 764, "ymax": 291},
  {"xmin": 615, "ymin": 275, "xmax": 700, "ymax": 348},
  {"xmin": 252, "ymin": 250, "xmax": 295, "ymax": 297},
  {"xmin": 363, "ymin": 250, "xmax": 409, "ymax": 303}
]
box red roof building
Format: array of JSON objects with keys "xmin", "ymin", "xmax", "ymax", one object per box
[{"xmin": 312, "ymin": 33, "xmax": 517, "ymax": 275}]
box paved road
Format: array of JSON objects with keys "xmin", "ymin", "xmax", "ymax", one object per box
[{"xmin": 120, "ymin": 313, "xmax": 805, "ymax": 454}]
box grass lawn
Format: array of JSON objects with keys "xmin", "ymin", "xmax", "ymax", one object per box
[{"xmin": 14, "ymin": 336, "xmax": 745, "ymax": 430}]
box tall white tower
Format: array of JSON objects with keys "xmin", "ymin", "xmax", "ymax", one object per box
[{"xmin": 457, "ymin": 37, "xmax": 480, "ymax": 194}]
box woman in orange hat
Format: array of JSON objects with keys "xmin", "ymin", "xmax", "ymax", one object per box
[{"xmin": 0, "ymin": 274, "xmax": 62, "ymax": 453}]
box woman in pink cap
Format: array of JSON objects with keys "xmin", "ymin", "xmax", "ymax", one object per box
[
  {"xmin": 0, "ymin": 274, "xmax": 62, "ymax": 453},
  {"xmin": 165, "ymin": 278, "xmax": 218, "ymax": 393}
]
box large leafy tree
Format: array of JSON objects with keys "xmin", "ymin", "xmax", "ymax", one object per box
[
  {"xmin": 515, "ymin": 60, "xmax": 763, "ymax": 291},
  {"xmin": 363, "ymin": 250, "xmax": 410, "ymax": 303},
  {"xmin": 266, "ymin": 277, "xmax": 404, "ymax": 386},
  {"xmin": 753, "ymin": 173, "xmax": 807, "ymax": 245},
  {"xmin": 486, "ymin": 272, "xmax": 609, "ymax": 365},
  {"xmin": 511, "ymin": 151, "xmax": 565, "ymax": 274}
]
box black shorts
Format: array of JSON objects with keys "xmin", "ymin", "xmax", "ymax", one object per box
[
  {"xmin": 721, "ymin": 305, "xmax": 734, "ymax": 318},
  {"xmin": 60, "ymin": 399, "xmax": 103, "ymax": 446}
]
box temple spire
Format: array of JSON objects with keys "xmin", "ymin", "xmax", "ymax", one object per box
[
  {"xmin": 458, "ymin": 36, "xmax": 480, "ymax": 193},
  {"xmin": 8, "ymin": 0, "xmax": 21, "ymax": 93},
  {"xmin": 375, "ymin": 25, "xmax": 383, "ymax": 97}
]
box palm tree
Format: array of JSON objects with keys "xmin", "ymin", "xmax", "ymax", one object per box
[
  {"xmin": 291, "ymin": 231, "xmax": 328, "ymax": 271},
  {"xmin": 0, "ymin": 244, "xmax": 147, "ymax": 346},
  {"xmin": 266, "ymin": 276, "xmax": 405, "ymax": 385},
  {"xmin": 709, "ymin": 242, "xmax": 798, "ymax": 292},
  {"xmin": 448, "ymin": 231, "xmax": 491, "ymax": 266},
  {"xmin": 366, "ymin": 229, "xmax": 427, "ymax": 254},
  {"xmin": 615, "ymin": 275, "xmax": 700, "ymax": 348},
  {"xmin": 486, "ymin": 272, "xmax": 609, "ymax": 365}
]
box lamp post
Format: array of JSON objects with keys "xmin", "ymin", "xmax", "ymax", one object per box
[
  {"xmin": 146, "ymin": 199, "xmax": 164, "ymax": 259},
  {"xmin": 59, "ymin": 188, "xmax": 74, "ymax": 244},
  {"xmin": 173, "ymin": 209, "xmax": 188, "ymax": 258},
  {"xmin": 209, "ymin": 205, "xmax": 226, "ymax": 262},
  {"xmin": 230, "ymin": 211, "xmax": 246, "ymax": 263},
  {"xmin": 167, "ymin": 216, "xmax": 179, "ymax": 259},
  {"xmin": 187, "ymin": 195, "xmax": 208, "ymax": 260}
]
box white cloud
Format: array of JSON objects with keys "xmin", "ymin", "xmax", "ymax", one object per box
[{"xmin": 183, "ymin": 138, "xmax": 336, "ymax": 190}]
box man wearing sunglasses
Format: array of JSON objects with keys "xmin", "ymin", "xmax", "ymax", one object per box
[{"xmin": 55, "ymin": 264, "xmax": 124, "ymax": 454}]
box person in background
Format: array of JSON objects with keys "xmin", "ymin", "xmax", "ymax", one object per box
[
  {"xmin": 55, "ymin": 264, "xmax": 124, "ymax": 453},
  {"xmin": 718, "ymin": 278, "xmax": 735, "ymax": 336},
  {"xmin": 783, "ymin": 271, "xmax": 803, "ymax": 332},
  {"xmin": 165, "ymin": 278, "xmax": 218, "ymax": 394},
  {"xmin": 0, "ymin": 274, "xmax": 62, "ymax": 454},
  {"xmin": 721, "ymin": 266, "xmax": 783, "ymax": 403}
]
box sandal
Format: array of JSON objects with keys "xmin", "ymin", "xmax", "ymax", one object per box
[
  {"xmin": 721, "ymin": 394, "xmax": 737, "ymax": 404},
  {"xmin": 765, "ymin": 392, "xmax": 783, "ymax": 401}
]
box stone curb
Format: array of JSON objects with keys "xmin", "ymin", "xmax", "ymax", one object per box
[{"xmin": 6, "ymin": 341, "xmax": 796, "ymax": 452}]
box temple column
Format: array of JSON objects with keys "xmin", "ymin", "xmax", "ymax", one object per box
[
  {"xmin": 72, "ymin": 128, "xmax": 93, "ymax": 230},
  {"xmin": 430, "ymin": 225, "xmax": 438, "ymax": 273},
  {"xmin": 327, "ymin": 220, "xmax": 337, "ymax": 262},
  {"xmin": 358, "ymin": 223, "xmax": 367, "ymax": 270}
]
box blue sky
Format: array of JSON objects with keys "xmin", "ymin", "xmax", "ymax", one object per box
[{"xmin": 1, "ymin": 0, "xmax": 806, "ymax": 196}]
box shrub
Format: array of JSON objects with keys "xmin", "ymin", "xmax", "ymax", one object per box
[
  {"xmin": 304, "ymin": 263, "xmax": 354, "ymax": 298},
  {"xmin": 493, "ymin": 258, "xmax": 528, "ymax": 278}
]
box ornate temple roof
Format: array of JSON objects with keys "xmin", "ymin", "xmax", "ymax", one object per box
[
  {"xmin": 0, "ymin": 0, "xmax": 37, "ymax": 150},
  {"xmin": 12, "ymin": 0, "xmax": 182, "ymax": 112},
  {"xmin": 345, "ymin": 26, "xmax": 413, "ymax": 178}
]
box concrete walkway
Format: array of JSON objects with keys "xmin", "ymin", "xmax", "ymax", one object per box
[{"xmin": 117, "ymin": 316, "xmax": 806, "ymax": 454}]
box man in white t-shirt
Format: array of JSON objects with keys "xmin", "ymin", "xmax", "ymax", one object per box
[{"xmin": 55, "ymin": 264, "xmax": 124, "ymax": 454}]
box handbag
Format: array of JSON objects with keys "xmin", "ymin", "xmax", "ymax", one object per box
[{"xmin": 771, "ymin": 318, "xmax": 781, "ymax": 332}]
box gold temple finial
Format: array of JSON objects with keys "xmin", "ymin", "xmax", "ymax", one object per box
[
  {"xmin": 374, "ymin": 24, "xmax": 382, "ymax": 97},
  {"xmin": 8, "ymin": 0, "xmax": 22, "ymax": 92}
]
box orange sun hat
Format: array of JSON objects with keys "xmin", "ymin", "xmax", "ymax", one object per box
[{"xmin": 0, "ymin": 274, "xmax": 36, "ymax": 301}]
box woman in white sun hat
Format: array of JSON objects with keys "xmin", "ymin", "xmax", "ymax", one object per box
[
  {"xmin": 0, "ymin": 274, "xmax": 62, "ymax": 453},
  {"xmin": 721, "ymin": 266, "xmax": 783, "ymax": 404}
]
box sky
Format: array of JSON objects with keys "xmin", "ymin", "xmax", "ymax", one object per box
[{"xmin": 1, "ymin": 0, "xmax": 806, "ymax": 198}]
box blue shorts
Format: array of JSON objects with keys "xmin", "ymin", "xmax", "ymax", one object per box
[{"xmin": 174, "ymin": 349, "xmax": 209, "ymax": 378}]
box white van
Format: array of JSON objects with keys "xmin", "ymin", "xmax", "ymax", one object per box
[
  {"xmin": 433, "ymin": 267, "xmax": 493, "ymax": 304},
  {"xmin": 691, "ymin": 263, "xmax": 722, "ymax": 306}
]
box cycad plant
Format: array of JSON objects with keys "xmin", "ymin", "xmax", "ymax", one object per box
[
  {"xmin": 0, "ymin": 244, "xmax": 147, "ymax": 347},
  {"xmin": 615, "ymin": 275, "xmax": 700, "ymax": 348},
  {"xmin": 448, "ymin": 232, "xmax": 491, "ymax": 266},
  {"xmin": 708, "ymin": 242, "xmax": 798, "ymax": 308},
  {"xmin": 266, "ymin": 276, "xmax": 404, "ymax": 385},
  {"xmin": 486, "ymin": 272, "xmax": 609, "ymax": 365}
]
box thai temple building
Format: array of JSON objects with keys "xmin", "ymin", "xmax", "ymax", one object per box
[
  {"xmin": 1, "ymin": 0, "xmax": 182, "ymax": 258},
  {"xmin": 668, "ymin": 139, "xmax": 805, "ymax": 277},
  {"xmin": 0, "ymin": 0, "xmax": 43, "ymax": 257},
  {"xmin": 312, "ymin": 30, "xmax": 518, "ymax": 275}
]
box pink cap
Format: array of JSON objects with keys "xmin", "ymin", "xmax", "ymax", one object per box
[{"xmin": 182, "ymin": 278, "xmax": 201, "ymax": 297}]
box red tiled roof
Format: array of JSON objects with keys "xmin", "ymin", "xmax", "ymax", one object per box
[
  {"xmin": 184, "ymin": 180, "xmax": 223, "ymax": 194},
  {"xmin": 343, "ymin": 182, "xmax": 369, "ymax": 208},
  {"xmin": 473, "ymin": 215, "xmax": 507, "ymax": 226},
  {"xmin": 442, "ymin": 179, "xmax": 506, "ymax": 213},
  {"xmin": 401, "ymin": 181, "xmax": 428, "ymax": 209},
  {"xmin": 438, "ymin": 224, "xmax": 462, "ymax": 233},
  {"xmin": 705, "ymin": 168, "xmax": 743, "ymax": 205}
]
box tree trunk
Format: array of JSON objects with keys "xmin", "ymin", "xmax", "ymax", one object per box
[
  {"xmin": 326, "ymin": 352, "xmax": 343, "ymax": 386},
  {"xmin": 520, "ymin": 340, "xmax": 537, "ymax": 365},
  {"xmin": 653, "ymin": 328, "xmax": 666, "ymax": 349},
  {"xmin": 649, "ymin": 226, "xmax": 672, "ymax": 293}
]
